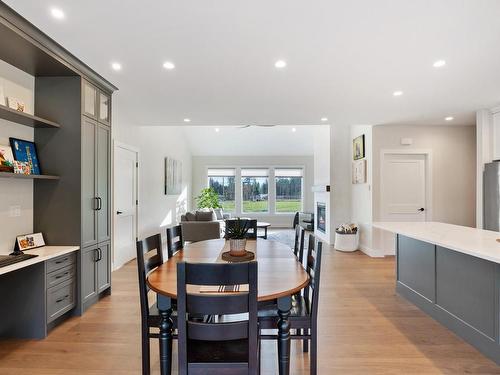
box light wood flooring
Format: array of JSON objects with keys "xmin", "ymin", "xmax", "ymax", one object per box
[{"xmin": 1, "ymin": 245, "xmax": 500, "ymax": 374}]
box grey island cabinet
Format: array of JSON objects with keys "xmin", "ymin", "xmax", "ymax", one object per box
[{"xmin": 373, "ymin": 222, "xmax": 500, "ymax": 364}]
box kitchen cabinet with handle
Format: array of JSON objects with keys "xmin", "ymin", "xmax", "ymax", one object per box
[{"xmin": 82, "ymin": 242, "xmax": 111, "ymax": 309}]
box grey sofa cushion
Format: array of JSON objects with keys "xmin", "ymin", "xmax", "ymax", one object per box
[
  {"xmin": 184, "ymin": 212, "xmax": 196, "ymax": 221},
  {"xmin": 196, "ymin": 210, "xmax": 215, "ymax": 221}
]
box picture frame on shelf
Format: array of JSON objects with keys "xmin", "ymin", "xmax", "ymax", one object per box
[
  {"xmin": 9, "ymin": 137, "xmax": 41, "ymax": 175},
  {"xmin": 6, "ymin": 97, "xmax": 25, "ymax": 112},
  {"xmin": 16, "ymin": 232, "xmax": 45, "ymax": 252},
  {"xmin": 353, "ymin": 134, "xmax": 365, "ymax": 160},
  {"xmin": 0, "ymin": 144, "xmax": 14, "ymax": 172}
]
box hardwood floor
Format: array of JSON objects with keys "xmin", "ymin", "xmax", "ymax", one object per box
[{"xmin": 1, "ymin": 246, "xmax": 500, "ymax": 374}]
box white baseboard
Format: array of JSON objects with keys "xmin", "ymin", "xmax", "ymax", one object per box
[{"xmin": 359, "ymin": 244, "xmax": 385, "ymax": 258}]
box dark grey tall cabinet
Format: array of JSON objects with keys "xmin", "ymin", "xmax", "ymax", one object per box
[{"xmin": 0, "ymin": 2, "xmax": 117, "ymax": 320}]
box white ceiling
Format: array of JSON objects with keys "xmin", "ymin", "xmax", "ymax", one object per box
[
  {"xmin": 6, "ymin": 0, "xmax": 500, "ymax": 127},
  {"xmin": 182, "ymin": 125, "xmax": 317, "ymax": 156}
]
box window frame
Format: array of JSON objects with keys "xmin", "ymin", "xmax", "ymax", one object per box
[
  {"xmin": 207, "ymin": 168, "xmax": 236, "ymax": 213},
  {"xmin": 274, "ymin": 168, "xmax": 304, "ymax": 214},
  {"xmin": 240, "ymin": 168, "xmax": 270, "ymax": 214}
]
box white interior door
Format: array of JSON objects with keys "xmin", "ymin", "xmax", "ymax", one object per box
[
  {"xmin": 381, "ymin": 153, "xmax": 428, "ymax": 221},
  {"xmin": 114, "ymin": 144, "xmax": 138, "ymax": 270}
]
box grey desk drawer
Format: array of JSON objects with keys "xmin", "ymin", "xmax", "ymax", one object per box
[
  {"xmin": 47, "ymin": 279, "xmax": 76, "ymax": 323},
  {"xmin": 46, "ymin": 252, "xmax": 76, "ymax": 274},
  {"xmin": 46, "ymin": 264, "xmax": 75, "ymax": 289}
]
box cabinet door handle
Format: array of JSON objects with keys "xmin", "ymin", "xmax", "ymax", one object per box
[
  {"xmin": 94, "ymin": 248, "xmax": 99, "ymax": 262},
  {"xmin": 97, "ymin": 248, "xmax": 102, "ymax": 261},
  {"xmin": 55, "ymin": 272, "xmax": 70, "ymax": 279},
  {"xmin": 97, "ymin": 197, "xmax": 102, "ymax": 211},
  {"xmin": 55, "ymin": 258, "xmax": 68, "ymax": 264},
  {"xmin": 93, "ymin": 197, "xmax": 99, "ymax": 211},
  {"xmin": 56, "ymin": 295, "xmax": 70, "ymax": 303}
]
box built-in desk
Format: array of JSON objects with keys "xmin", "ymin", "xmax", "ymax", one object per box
[
  {"xmin": 0, "ymin": 246, "xmax": 79, "ymax": 339},
  {"xmin": 373, "ymin": 222, "xmax": 500, "ymax": 364}
]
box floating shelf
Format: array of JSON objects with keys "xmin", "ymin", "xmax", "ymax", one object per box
[
  {"xmin": 0, "ymin": 105, "xmax": 60, "ymax": 128},
  {"xmin": 0, "ymin": 172, "xmax": 60, "ymax": 180}
]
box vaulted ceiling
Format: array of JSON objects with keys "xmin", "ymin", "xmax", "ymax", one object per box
[{"xmin": 6, "ymin": 0, "xmax": 500, "ymax": 127}]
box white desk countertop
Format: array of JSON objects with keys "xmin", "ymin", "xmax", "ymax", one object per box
[
  {"xmin": 0, "ymin": 246, "xmax": 80, "ymax": 276},
  {"xmin": 373, "ymin": 222, "xmax": 500, "ymax": 264}
]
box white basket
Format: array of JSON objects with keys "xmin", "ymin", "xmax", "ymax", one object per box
[{"xmin": 334, "ymin": 232, "xmax": 359, "ymax": 252}]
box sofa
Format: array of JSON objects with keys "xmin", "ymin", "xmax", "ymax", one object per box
[{"xmin": 180, "ymin": 208, "xmax": 231, "ymax": 242}]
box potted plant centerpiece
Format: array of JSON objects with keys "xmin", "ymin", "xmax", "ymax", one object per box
[{"xmin": 225, "ymin": 218, "xmax": 251, "ymax": 257}]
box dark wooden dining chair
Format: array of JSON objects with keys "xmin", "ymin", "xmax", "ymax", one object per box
[
  {"xmin": 225, "ymin": 219, "xmax": 258, "ymax": 239},
  {"xmin": 177, "ymin": 261, "xmax": 259, "ymax": 375},
  {"xmin": 258, "ymin": 234, "xmax": 323, "ymax": 375},
  {"xmin": 166, "ymin": 224, "xmax": 183, "ymax": 257},
  {"xmin": 136, "ymin": 233, "xmax": 178, "ymax": 375},
  {"xmin": 293, "ymin": 224, "xmax": 306, "ymax": 265}
]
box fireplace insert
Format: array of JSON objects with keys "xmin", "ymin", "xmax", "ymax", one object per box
[{"xmin": 317, "ymin": 203, "xmax": 326, "ymax": 233}]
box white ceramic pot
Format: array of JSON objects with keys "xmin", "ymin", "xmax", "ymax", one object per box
[{"xmin": 229, "ymin": 238, "xmax": 247, "ymax": 256}]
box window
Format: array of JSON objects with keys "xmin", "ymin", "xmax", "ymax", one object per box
[
  {"xmin": 275, "ymin": 168, "xmax": 303, "ymax": 213},
  {"xmin": 241, "ymin": 169, "xmax": 269, "ymax": 213},
  {"xmin": 208, "ymin": 169, "xmax": 236, "ymax": 212}
]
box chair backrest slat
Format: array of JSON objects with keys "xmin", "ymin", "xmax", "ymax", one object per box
[
  {"xmin": 166, "ymin": 224, "xmax": 183, "ymax": 257},
  {"xmin": 303, "ymin": 234, "xmax": 323, "ymax": 320},
  {"xmin": 187, "ymin": 321, "xmax": 249, "ymax": 341},
  {"xmin": 136, "ymin": 234, "xmax": 164, "ymax": 322},
  {"xmin": 187, "ymin": 293, "xmax": 249, "ymax": 315},
  {"xmin": 185, "ymin": 262, "xmax": 252, "ymax": 285}
]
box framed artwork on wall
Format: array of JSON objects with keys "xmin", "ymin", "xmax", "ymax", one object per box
[
  {"xmin": 353, "ymin": 134, "xmax": 365, "ymax": 160},
  {"xmin": 165, "ymin": 157, "xmax": 182, "ymax": 195},
  {"xmin": 352, "ymin": 159, "xmax": 366, "ymax": 184},
  {"xmin": 9, "ymin": 137, "xmax": 41, "ymax": 175}
]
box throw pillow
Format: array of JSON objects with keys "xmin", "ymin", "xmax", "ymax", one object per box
[
  {"xmin": 196, "ymin": 210, "xmax": 215, "ymax": 221},
  {"xmin": 185, "ymin": 212, "xmax": 196, "ymax": 221}
]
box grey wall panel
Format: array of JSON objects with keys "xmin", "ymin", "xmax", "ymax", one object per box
[
  {"xmin": 436, "ymin": 246, "xmax": 496, "ymax": 339},
  {"xmin": 81, "ymin": 117, "xmax": 97, "ymax": 247},
  {"xmin": 397, "ymin": 235, "xmax": 436, "ymax": 301},
  {"xmin": 96, "ymin": 125, "xmax": 110, "ymax": 243}
]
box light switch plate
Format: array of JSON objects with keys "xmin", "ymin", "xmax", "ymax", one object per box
[{"xmin": 9, "ymin": 205, "xmax": 21, "ymax": 217}]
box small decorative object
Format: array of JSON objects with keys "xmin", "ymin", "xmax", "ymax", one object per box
[
  {"xmin": 352, "ymin": 159, "xmax": 366, "ymax": 184},
  {"xmin": 13, "ymin": 160, "xmax": 30, "ymax": 175},
  {"xmin": 0, "ymin": 144, "xmax": 14, "ymax": 172},
  {"xmin": 16, "ymin": 232, "xmax": 45, "ymax": 251},
  {"xmin": 165, "ymin": 157, "xmax": 182, "ymax": 195},
  {"xmin": 6, "ymin": 97, "xmax": 25, "ymax": 112},
  {"xmin": 335, "ymin": 223, "xmax": 359, "ymax": 252},
  {"xmin": 196, "ymin": 187, "xmax": 222, "ymax": 209},
  {"xmin": 353, "ymin": 134, "xmax": 365, "ymax": 160},
  {"xmin": 9, "ymin": 137, "xmax": 41, "ymax": 175},
  {"xmin": 225, "ymin": 218, "xmax": 251, "ymax": 257}
]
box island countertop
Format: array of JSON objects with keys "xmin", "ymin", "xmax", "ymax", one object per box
[{"xmin": 373, "ymin": 221, "xmax": 500, "ymax": 264}]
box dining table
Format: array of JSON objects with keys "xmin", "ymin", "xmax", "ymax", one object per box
[{"xmin": 147, "ymin": 238, "xmax": 310, "ymax": 375}]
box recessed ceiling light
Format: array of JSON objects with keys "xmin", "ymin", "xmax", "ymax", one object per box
[
  {"xmin": 291, "ymin": 127, "xmax": 296, "ymax": 132},
  {"xmin": 275, "ymin": 60, "xmax": 287, "ymax": 69},
  {"xmin": 433, "ymin": 60, "xmax": 446, "ymax": 68},
  {"xmin": 111, "ymin": 62, "xmax": 122, "ymax": 71},
  {"xmin": 445, "ymin": 116, "xmax": 454, "ymax": 121},
  {"xmin": 321, "ymin": 117, "xmax": 328, "ymax": 122},
  {"xmin": 215, "ymin": 128, "xmax": 220, "ymax": 132},
  {"xmin": 393, "ymin": 90, "xmax": 404, "ymax": 97},
  {"xmin": 163, "ymin": 61, "xmax": 175, "ymax": 70},
  {"xmin": 50, "ymin": 7, "xmax": 65, "ymax": 20},
  {"xmin": 183, "ymin": 118, "xmax": 191, "ymax": 123}
]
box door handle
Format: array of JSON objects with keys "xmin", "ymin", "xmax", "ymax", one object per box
[
  {"xmin": 116, "ymin": 211, "xmax": 123, "ymax": 215},
  {"xmin": 418, "ymin": 207, "xmax": 425, "ymax": 212},
  {"xmin": 95, "ymin": 248, "xmax": 102, "ymax": 262},
  {"xmin": 97, "ymin": 197, "xmax": 102, "ymax": 211}
]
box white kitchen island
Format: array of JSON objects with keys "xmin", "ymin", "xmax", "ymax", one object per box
[{"xmin": 374, "ymin": 222, "xmax": 500, "ymax": 364}]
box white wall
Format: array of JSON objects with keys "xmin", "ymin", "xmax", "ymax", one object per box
[
  {"xmin": 370, "ymin": 124, "xmax": 476, "ymax": 255},
  {"xmin": 0, "ymin": 60, "xmax": 35, "ymax": 254},
  {"xmin": 313, "ymin": 126, "xmax": 332, "ymax": 243},
  {"xmin": 112, "ymin": 118, "xmax": 193, "ymax": 243},
  {"xmin": 191, "ymin": 155, "xmax": 314, "ymax": 227},
  {"xmin": 350, "ymin": 125, "xmax": 373, "ymax": 254}
]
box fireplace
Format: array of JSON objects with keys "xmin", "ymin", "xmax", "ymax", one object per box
[{"xmin": 317, "ymin": 202, "xmax": 326, "ymax": 233}]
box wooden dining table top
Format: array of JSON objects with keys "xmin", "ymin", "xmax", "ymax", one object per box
[{"xmin": 147, "ymin": 238, "xmax": 310, "ymax": 302}]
